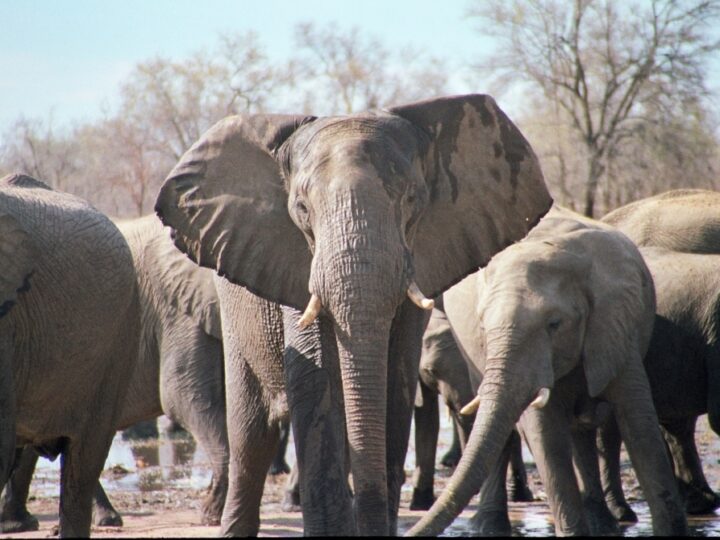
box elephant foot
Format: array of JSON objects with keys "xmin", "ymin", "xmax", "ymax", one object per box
[
  {"xmin": 0, "ymin": 509, "xmax": 39, "ymax": 533},
  {"xmin": 281, "ymin": 488, "xmax": 302, "ymax": 513},
  {"xmin": 507, "ymin": 478, "xmax": 534, "ymax": 502},
  {"xmin": 583, "ymin": 497, "xmax": 620, "ymax": 536},
  {"xmin": 470, "ymin": 508, "xmax": 512, "ymax": 537},
  {"xmin": 684, "ymin": 486, "xmax": 720, "ymax": 515},
  {"xmin": 94, "ymin": 511, "xmax": 124, "ymax": 527},
  {"xmin": 409, "ymin": 487, "xmax": 435, "ymax": 511},
  {"xmin": 268, "ymin": 460, "xmax": 291, "ymax": 476},
  {"xmin": 605, "ymin": 497, "xmax": 638, "ymax": 524},
  {"xmin": 200, "ymin": 499, "xmax": 223, "ymax": 526},
  {"xmin": 440, "ymin": 447, "xmax": 461, "ymax": 468}
]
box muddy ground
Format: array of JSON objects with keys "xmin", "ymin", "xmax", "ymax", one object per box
[{"xmin": 3, "ymin": 416, "xmax": 720, "ymax": 537}]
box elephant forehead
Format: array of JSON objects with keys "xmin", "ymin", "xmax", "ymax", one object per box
[{"xmin": 285, "ymin": 116, "xmax": 424, "ymax": 195}]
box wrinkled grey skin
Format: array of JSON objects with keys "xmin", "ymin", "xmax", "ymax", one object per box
[
  {"xmin": 2, "ymin": 215, "xmax": 228, "ymax": 532},
  {"xmin": 408, "ymin": 206, "xmax": 688, "ymax": 537},
  {"xmin": 597, "ymin": 190, "xmax": 720, "ymax": 518},
  {"xmin": 0, "ymin": 174, "xmax": 139, "ymax": 538},
  {"xmin": 411, "ymin": 307, "xmax": 532, "ymax": 511},
  {"xmin": 155, "ymin": 94, "xmax": 552, "ymax": 535}
]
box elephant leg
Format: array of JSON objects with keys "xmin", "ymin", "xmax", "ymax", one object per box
[
  {"xmin": 470, "ymin": 433, "xmax": 513, "ymax": 537},
  {"xmin": 386, "ymin": 301, "xmax": 430, "ymax": 534},
  {"xmin": 440, "ymin": 420, "xmax": 462, "ymax": 468},
  {"xmin": 58, "ymin": 432, "xmax": 115, "ymax": 538},
  {"xmin": 281, "ymin": 464, "xmax": 301, "ymax": 512},
  {"xmin": 662, "ymin": 417, "xmax": 720, "ymax": 515},
  {"xmin": 0, "ymin": 448, "xmax": 39, "ymax": 533},
  {"xmin": 519, "ymin": 403, "xmax": 590, "ymax": 536},
  {"xmin": 92, "ymin": 481, "xmax": 122, "ymax": 527},
  {"xmin": 283, "ymin": 308, "xmax": 354, "ymax": 536},
  {"xmin": 596, "ymin": 414, "xmax": 637, "ymax": 523},
  {"xmin": 410, "ymin": 380, "xmax": 439, "ymax": 510},
  {"xmin": 507, "ymin": 429, "xmax": 533, "ymax": 502},
  {"xmin": 160, "ymin": 331, "xmax": 228, "ymax": 526},
  {"xmin": 269, "ymin": 420, "xmax": 291, "ymax": 476},
  {"xmin": 604, "ymin": 360, "xmax": 687, "ymax": 535},
  {"xmin": 570, "ymin": 425, "xmax": 619, "ymax": 535},
  {"xmin": 219, "ymin": 356, "xmax": 281, "ymax": 536}
]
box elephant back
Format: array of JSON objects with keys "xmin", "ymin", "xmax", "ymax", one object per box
[
  {"xmin": 0, "ymin": 173, "xmax": 139, "ymax": 433},
  {"xmin": 117, "ymin": 215, "xmax": 222, "ymax": 339},
  {"xmin": 602, "ymin": 189, "xmax": 720, "ymax": 253}
]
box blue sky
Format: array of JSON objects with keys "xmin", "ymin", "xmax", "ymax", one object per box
[
  {"xmin": 2, "ymin": 0, "xmax": 719, "ymax": 136},
  {"xmin": 0, "ymin": 0, "xmax": 492, "ymax": 132}
]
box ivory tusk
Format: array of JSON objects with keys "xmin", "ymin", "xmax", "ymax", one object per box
[
  {"xmin": 460, "ymin": 395, "xmax": 481, "ymax": 416},
  {"xmin": 298, "ymin": 294, "xmax": 322, "ymax": 330},
  {"xmin": 530, "ymin": 387, "xmax": 551, "ymax": 409},
  {"xmin": 407, "ymin": 281, "xmax": 434, "ymax": 310}
]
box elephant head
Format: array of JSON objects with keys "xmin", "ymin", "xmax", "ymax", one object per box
[
  {"xmin": 408, "ymin": 206, "xmax": 656, "ymax": 535},
  {"xmin": 155, "ymin": 95, "xmax": 552, "ymax": 534}
]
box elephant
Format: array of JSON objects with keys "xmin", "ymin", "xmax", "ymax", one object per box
[
  {"xmin": 407, "ymin": 205, "xmax": 688, "ymax": 536},
  {"xmin": 411, "ymin": 306, "xmax": 533, "ymax": 511},
  {"xmin": 155, "ymin": 93, "xmax": 552, "ymax": 535},
  {"xmin": 595, "ymin": 189, "xmax": 720, "ymax": 518},
  {"xmin": 1, "ymin": 214, "xmax": 228, "ymax": 532},
  {"xmin": 0, "ymin": 173, "xmax": 140, "ymax": 537}
]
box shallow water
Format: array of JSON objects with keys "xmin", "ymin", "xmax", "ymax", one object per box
[{"xmin": 30, "ymin": 413, "xmax": 720, "ymax": 536}]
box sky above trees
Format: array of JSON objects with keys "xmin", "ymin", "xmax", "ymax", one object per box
[{"xmin": 0, "ymin": 0, "xmax": 494, "ymax": 130}]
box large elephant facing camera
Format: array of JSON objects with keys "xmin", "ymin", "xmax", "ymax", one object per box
[
  {"xmin": 408, "ymin": 206, "xmax": 687, "ymax": 536},
  {"xmin": 155, "ymin": 94, "xmax": 552, "ymax": 535}
]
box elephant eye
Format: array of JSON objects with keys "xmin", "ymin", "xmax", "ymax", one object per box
[{"xmin": 548, "ymin": 319, "xmax": 562, "ymax": 333}]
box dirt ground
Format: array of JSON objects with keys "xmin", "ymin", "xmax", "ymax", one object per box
[{"xmin": 3, "ymin": 417, "xmax": 720, "ymax": 537}]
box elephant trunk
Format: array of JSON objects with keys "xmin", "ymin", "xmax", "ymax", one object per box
[
  {"xmin": 310, "ymin": 194, "xmax": 410, "ymax": 536},
  {"xmin": 406, "ymin": 360, "xmax": 532, "ymax": 536}
]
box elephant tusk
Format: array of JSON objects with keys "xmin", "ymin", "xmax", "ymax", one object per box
[
  {"xmin": 530, "ymin": 387, "xmax": 551, "ymax": 409},
  {"xmin": 298, "ymin": 294, "xmax": 322, "ymax": 330},
  {"xmin": 407, "ymin": 281, "xmax": 434, "ymax": 310},
  {"xmin": 460, "ymin": 395, "xmax": 481, "ymax": 416}
]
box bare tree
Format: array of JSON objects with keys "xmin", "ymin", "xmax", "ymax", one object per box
[
  {"xmin": 293, "ymin": 22, "xmax": 449, "ymax": 115},
  {"xmin": 0, "ymin": 115, "xmax": 78, "ymax": 192},
  {"xmin": 470, "ymin": 0, "xmax": 720, "ymax": 216}
]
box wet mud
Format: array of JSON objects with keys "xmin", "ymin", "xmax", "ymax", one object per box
[{"xmin": 4, "ymin": 415, "xmax": 720, "ymax": 537}]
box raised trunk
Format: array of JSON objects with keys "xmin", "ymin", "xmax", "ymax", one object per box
[{"xmin": 406, "ymin": 366, "xmax": 527, "ymax": 536}]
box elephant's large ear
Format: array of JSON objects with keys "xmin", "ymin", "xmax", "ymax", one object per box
[
  {"xmin": 155, "ymin": 114, "xmax": 316, "ymax": 310},
  {"xmin": 145, "ymin": 226, "xmax": 223, "ymax": 340},
  {"xmin": 580, "ymin": 229, "xmax": 654, "ymax": 397},
  {"xmin": 390, "ymin": 95, "xmax": 553, "ymax": 297},
  {"xmin": 0, "ymin": 212, "xmax": 35, "ymax": 319}
]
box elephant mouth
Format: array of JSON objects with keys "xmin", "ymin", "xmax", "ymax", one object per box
[{"xmin": 297, "ymin": 279, "xmax": 433, "ymax": 329}]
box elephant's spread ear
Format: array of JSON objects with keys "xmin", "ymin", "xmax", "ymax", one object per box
[
  {"xmin": 0, "ymin": 211, "xmax": 35, "ymax": 318},
  {"xmin": 389, "ymin": 94, "xmax": 552, "ymax": 297},
  {"xmin": 580, "ymin": 229, "xmax": 654, "ymax": 397},
  {"xmin": 145, "ymin": 225, "xmax": 223, "ymax": 340},
  {"xmin": 155, "ymin": 114, "xmax": 316, "ymax": 310}
]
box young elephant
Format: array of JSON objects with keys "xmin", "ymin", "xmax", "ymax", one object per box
[
  {"xmin": 408, "ymin": 205, "xmax": 687, "ymax": 537},
  {"xmin": 1, "ymin": 214, "xmax": 228, "ymax": 531},
  {"xmin": 411, "ymin": 307, "xmax": 532, "ymax": 510},
  {"xmin": 0, "ymin": 174, "xmax": 140, "ymax": 537},
  {"xmin": 597, "ymin": 189, "xmax": 720, "ymax": 517}
]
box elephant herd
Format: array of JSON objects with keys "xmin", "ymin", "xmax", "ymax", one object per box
[{"xmin": 0, "ymin": 93, "xmax": 717, "ymax": 537}]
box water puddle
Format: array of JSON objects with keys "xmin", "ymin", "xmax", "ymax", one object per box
[{"xmin": 26, "ymin": 414, "xmax": 720, "ymax": 536}]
